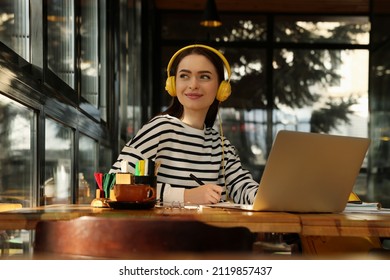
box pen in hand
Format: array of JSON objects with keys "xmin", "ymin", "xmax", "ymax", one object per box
[
  {"xmin": 190, "ymin": 173, "xmax": 226, "ymax": 203},
  {"xmin": 189, "ymin": 173, "xmax": 205, "ymax": 186}
]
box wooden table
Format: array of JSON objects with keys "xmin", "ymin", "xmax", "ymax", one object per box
[
  {"xmin": 0, "ymin": 204, "xmax": 302, "ymax": 234},
  {"xmin": 300, "ymin": 212, "xmax": 390, "ymax": 237},
  {"xmin": 1, "ymin": 204, "xmax": 390, "ymax": 257},
  {"xmin": 1, "ymin": 204, "xmax": 390, "ymax": 237},
  {"xmin": 298, "ymin": 212, "xmax": 390, "ymax": 255}
]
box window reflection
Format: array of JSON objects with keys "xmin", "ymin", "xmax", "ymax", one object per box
[
  {"xmin": 44, "ymin": 118, "xmax": 72, "ymax": 205},
  {"xmin": 0, "ymin": 0, "xmax": 30, "ymax": 61},
  {"xmin": 218, "ymin": 48, "xmax": 267, "ymax": 181},
  {"xmin": 273, "ymin": 49, "xmax": 369, "ymax": 139},
  {"xmin": 78, "ymin": 134, "xmax": 96, "ymax": 204},
  {"xmin": 0, "ymin": 94, "xmax": 34, "ymax": 207},
  {"xmin": 369, "ymin": 12, "xmax": 390, "ymax": 206},
  {"xmin": 161, "ymin": 13, "xmax": 266, "ymax": 42},
  {"xmin": 99, "ymin": 144, "xmax": 112, "ymax": 173},
  {"xmin": 47, "ymin": 0, "xmax": 75, "ymax": 88},
  {"xmin": 80, "ymin": 0, "xmax": 98, "ymax": 107},
  {"xmin": 218, "ymin": 108, "xmax": 267, "ymax": 182},
  {"xmin": 222, "ymin": 48, "xmax": 267, "ymax": 109},
  {"xmin": 275, "ymin": 16, "xmax": 370, "ymax": 44},
  {"xmin": 219, "ymin": 49, "xmax": 369, "ymax": 187},
  {"xmin": 99, "ymin": 0, "xmax": 107, "ymax": 121},
  {"xmin": 215, "ymin": 16, "xmax": 267, "ymax": 42}
]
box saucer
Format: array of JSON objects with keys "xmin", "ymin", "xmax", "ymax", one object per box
[{"xmin": 107, "ymin": 200, "xmax": 157, "ymax": 210}]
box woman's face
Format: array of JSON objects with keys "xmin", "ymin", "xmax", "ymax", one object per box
[{"xmin": 175, "ymin": 54, "xmax": 219, "ymax": 115}]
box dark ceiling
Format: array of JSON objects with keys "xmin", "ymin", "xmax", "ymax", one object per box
[{"xmin": 154, "ymin": 0, "xmax": 388, "ymax": 14}]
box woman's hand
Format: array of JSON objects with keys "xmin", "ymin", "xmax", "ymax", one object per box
[{"xmin": 184, "ymin": 184, "xmax": 223, "ymax": 204}]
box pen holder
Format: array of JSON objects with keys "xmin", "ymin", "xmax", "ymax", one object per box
[{"xmin": 134, "ymin": 175, "xmax": 157, "ymax": 189}]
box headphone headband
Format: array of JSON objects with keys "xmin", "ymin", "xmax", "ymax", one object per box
[{"xmin": 166, "ymin": 44, "xmax": 231, "ymax": 81}]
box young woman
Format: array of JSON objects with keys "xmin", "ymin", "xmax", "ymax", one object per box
[{"xmin": 110, "ymin": 44, "xmax": 258, "ymax": 205}]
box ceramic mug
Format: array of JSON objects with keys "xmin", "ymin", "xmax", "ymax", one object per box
[{"xmin": 113, "ymin": 184, "xmax": 156, "ymax": 202}]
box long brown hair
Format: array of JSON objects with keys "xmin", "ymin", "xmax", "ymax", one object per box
[{"xmin": 161, "ymin": 46, "xmax": 226, "ymax": 128}]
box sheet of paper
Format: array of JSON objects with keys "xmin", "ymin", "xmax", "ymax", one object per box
[
  {"xmin": 204, "ymin": 201, "xmax": 254, "ymax": 211},
  {"xmin": 343, "ymin": 202, "xmax": 390, "ymax": 213}
]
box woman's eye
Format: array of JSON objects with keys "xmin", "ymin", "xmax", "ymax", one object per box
[
  {"xmin": 178, "ymin": 74, "xmax": 189, "ymax": 79},
  {"xmin": 200, "ymin": 74, "xmax": 211, "ymax": 80}
]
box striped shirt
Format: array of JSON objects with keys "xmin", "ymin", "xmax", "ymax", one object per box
[{"xmin": 110, "ymin": 114, "xmax": 258, "ymax": 204}]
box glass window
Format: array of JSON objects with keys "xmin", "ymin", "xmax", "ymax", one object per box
[
  {"xmin": 222, "ymin": 47, "xmax": 267, "ymax": 109},
  {"xmin": 44, "ymin": 118, "xmax": 73, "ymax": 205},
  {"xmin": 161, "ymin": 13, "xmax": 267, "ymax": 42},
  {"xmin": 275, "ymin": 16, "xmax": 370, "ymax": 44},
  {"xmin": 99, "ymin": 0, "xmax": 107, "ymax": 121},
  {"xmin": 99, "ymin": 144, "xmax": 112, "ymax": 173},
  {"xmin": 219, "ymin": 49, "xmax": 369, "ymax": 187},
  {"xmin": 80, "ymin": 0, "xmax": 98, "ymax": 107},
  {"xmin": 369, "ymin": 10, "xmax": 390, "ymax": 207},
  {"xmin": 78, "ymin": 134, "xmax": 96, "ymax": 204},
  {"xmin": 214, "ymin": 15, "xmax": 267, "ymax": 42},
  {"xmin": 0, "ymin": 94, "xmax": 34, "ymax": 207},
  {"xmin": 0, "ymin": 0, "xmax": 30, "ymax": 61},
  {"xmin": 273, "ymin": 49, "xmax": 369, "ymax": 139},
  {"xmin": 217, "ymin": 47, "xmax": 267, "ymax": 181},
  {"xmin": 219, "ymin": 108, "xmax": 268, "ymax": 182},
  {"xmin": 273, "ymin": 48, "xmax": 369, "ymax": 197},
  {"xmin": 47, "ymin": 0, "xmax": 75, "ymax": 88}
]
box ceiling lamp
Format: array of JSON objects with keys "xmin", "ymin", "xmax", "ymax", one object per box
[{"xmin": 200, "ymin": 0, "xmax": 222, "ymax": 27}]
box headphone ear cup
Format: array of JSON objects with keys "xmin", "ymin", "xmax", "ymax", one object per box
[
  {"xmin": 165, "ymin": 76, "xmax": 176, "ymax": 96},
  {"xmin": 216, "ymin": 81, "xmax": 231, "ymax": 102}
]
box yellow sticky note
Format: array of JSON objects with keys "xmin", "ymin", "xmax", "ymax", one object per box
[{"xmin": 116, "ymin": 173, "xmax": 133, "ymax": 184}]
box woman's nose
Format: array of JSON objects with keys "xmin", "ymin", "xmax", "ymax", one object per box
[{"xmin": 188, "ymin": 77, "xmax": 199, "ymax": 89}]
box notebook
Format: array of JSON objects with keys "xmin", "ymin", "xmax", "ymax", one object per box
[{"xmin": 213, "ymin": 130, "xmax": 370, "ymax": 213}]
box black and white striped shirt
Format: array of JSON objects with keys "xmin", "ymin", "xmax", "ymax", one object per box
[{"xmin": 110, "ymin": 114, "xmax": 258, "ymax": 204}]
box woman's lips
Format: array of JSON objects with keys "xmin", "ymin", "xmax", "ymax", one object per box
[{"xmin": 185, "ymin": 93, "xmax": 203, "ymax": 99}]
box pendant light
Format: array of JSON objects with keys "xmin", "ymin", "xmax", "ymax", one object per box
[{"xmin": 200, "ymin": 0, "xmax": 222, "ymax": 27}]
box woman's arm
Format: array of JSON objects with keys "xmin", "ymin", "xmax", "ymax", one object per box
[{"xmin": 222, "ymin": 139, "xmax": 259, "ymax": 204}]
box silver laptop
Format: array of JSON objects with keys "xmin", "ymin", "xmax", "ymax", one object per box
[{"xmin": 214, "ymin": 130, "xmax": 370, "ymax": 213}]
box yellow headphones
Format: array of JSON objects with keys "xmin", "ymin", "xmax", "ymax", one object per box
[{"xmin": 165, "ymin": 44, "xmax": 232, "ymax": 102}]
